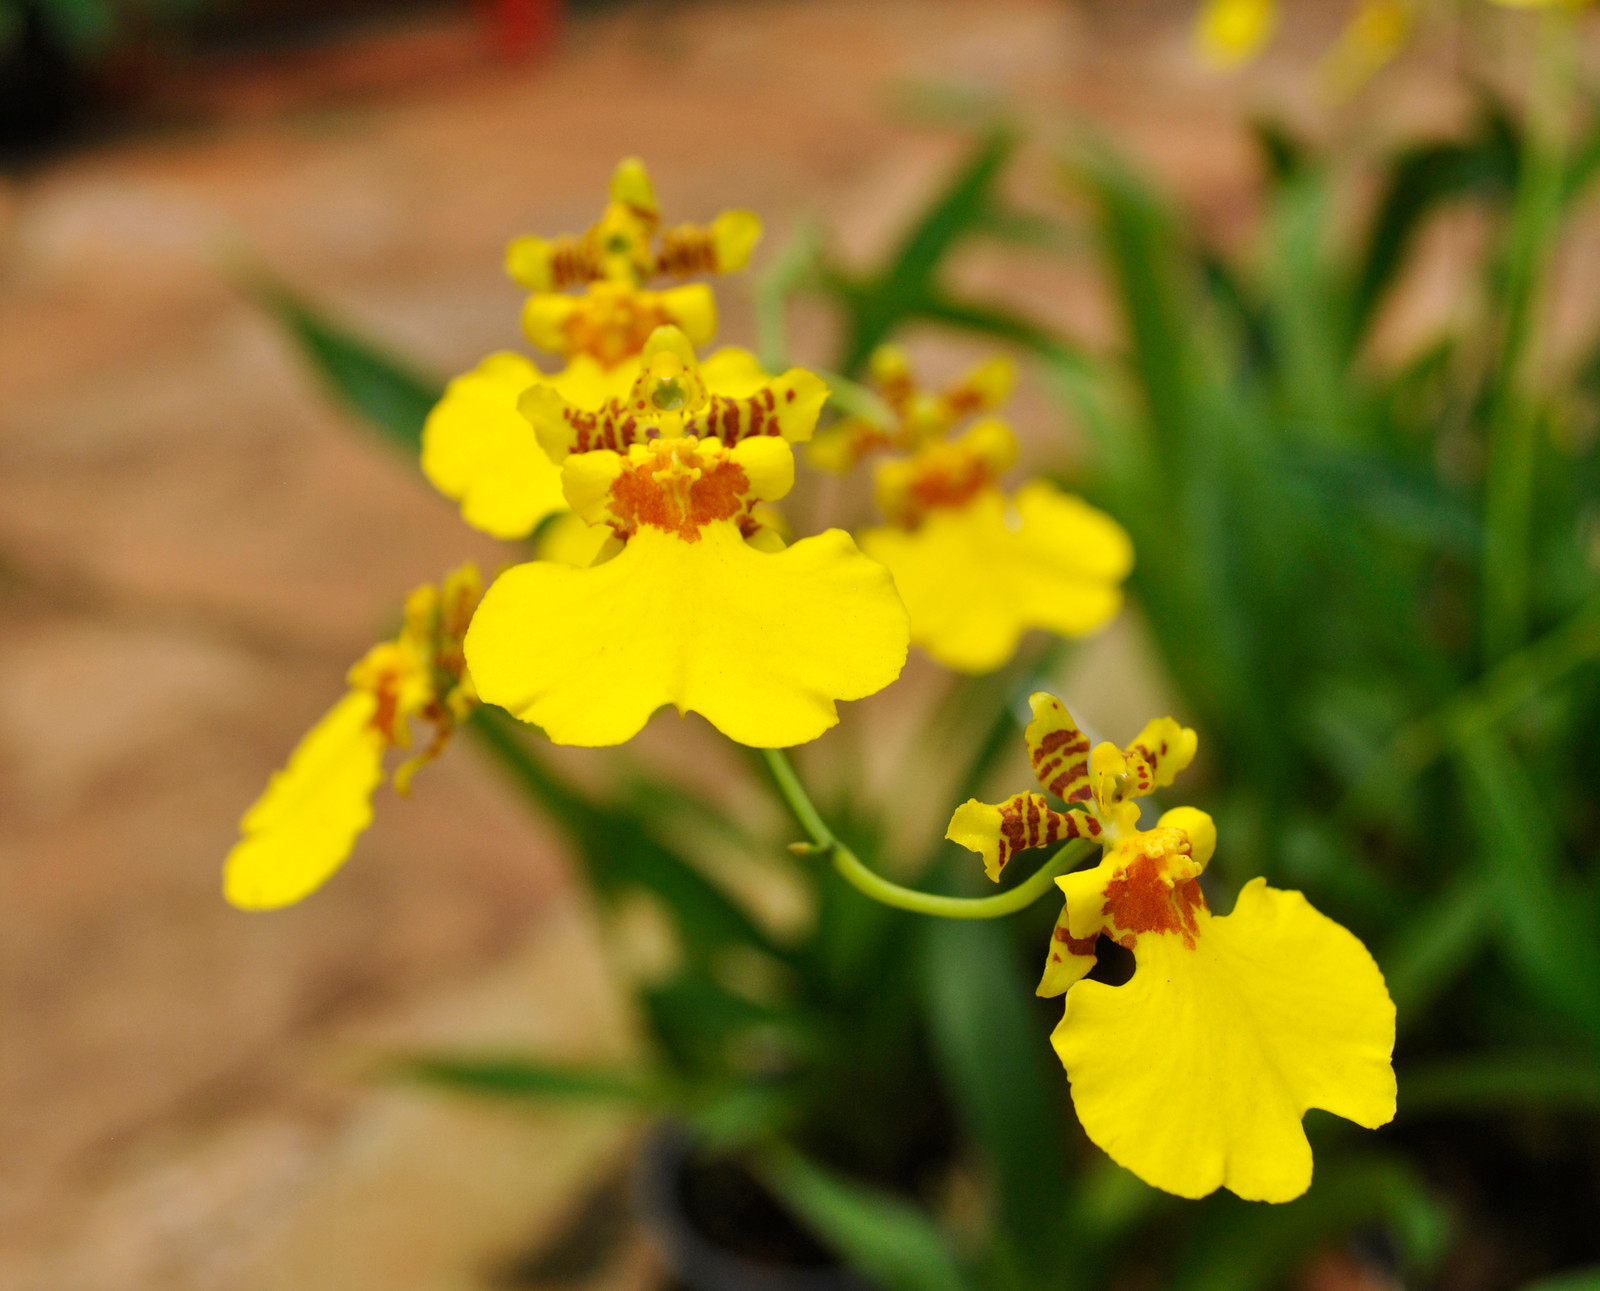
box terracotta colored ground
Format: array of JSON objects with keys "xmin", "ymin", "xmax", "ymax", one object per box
[{"xmin": 0, "ymin": 2, "xmax": 1575, "ymax": 1287}]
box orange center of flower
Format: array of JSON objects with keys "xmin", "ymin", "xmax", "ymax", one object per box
[
  {"xmin": 875, "ymin": 423, "xmax": 1017, "ymax": 530},
  {"xmin": 1101, "ymin": 828, "xmax": 1209, "ymax": 950},
  {"xmin": 563, "ymin": 288, "xmax": 678, "ymax": 369},
  {"xmin": 606, "ymin": 439, "xmax": 752, "ymax": 542},
  {"xmin": 904, "ymin": 442, "xmax": 997, "ymax": 513}
]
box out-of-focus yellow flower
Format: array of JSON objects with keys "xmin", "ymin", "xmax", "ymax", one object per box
[
  {"xmin": 809, "ymin": 344, "xmax": 1016, "ymax": 472},
  {"xmin": 826, "ymin": 347, "xmax": 1131, "ymax": 674},
  {"xmin": 424, "ymin": 159, "xmax": 763, "ymax": 541},
  {"xmin": 1194, "ymin": 0, "xmax": 1279, "ymax": 68},
  {"xmin": 522, "ymin": 280, "xmax": 718, "ymax": 372},
  {"xmin": 1321, "ymin": 0, "xmax": 1413, "ymax": 94},
  {"xmin": 506, "ymin": 157, "xmax": 760, "ymax": 368},
  {"xmin": 465, "ymin": 326, "xmax": 908, "ymax": 748},
  {"xmin": 506, "ymin": 157, "xmax": 762, "ymax": 294},
  {"xmin": 947, "ymin": 694, "xmax": 1397, "ymax": 1202},
  {"xmin": 422, "ymin": 354, "xmax": 638, "ymax": 540},
  {"xmin": 224, "ymin": 565, "xmax": 482, "ymax": 910}
]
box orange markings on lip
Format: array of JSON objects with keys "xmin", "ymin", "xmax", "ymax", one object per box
[
  {"xmin": 607, "ymin": 442, "xmax": 752, "ymax": 542},
  {"xmin": 1099, "ymin": 831, "xmax": 1208, "ymax": 950}
]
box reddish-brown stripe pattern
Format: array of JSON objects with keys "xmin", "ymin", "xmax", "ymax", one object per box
[
  {"xmin": 1029, "ymin": 725, "xmax": 1092, "ymax": 804},
  {"xmin": 559, "ymin": 399, "xmax": 648, "ymax": 455},
  {"xmin": 687, "ymin": 390, "xmax": 787, "ymax": 447},
  {"xmin": 656, "ymin": 226, "xmax": 720, "ymax": 278},
  {"xmin": 548, "ymin": 239, "xmax": 604, "ymax": 289},
  {"xmin": 991, "ymin": 792, "xmax": 1098, "ymax": 873}
]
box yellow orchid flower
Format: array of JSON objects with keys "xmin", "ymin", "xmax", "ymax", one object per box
[
  {"xmin": 521, "ymin": 279, "xmax": 718, "ymax": 372},
  {"xmin": 808, "ymin": 344, "xmax": 1016, "ymax": 473},
  {"xmin": 1320, "ymin": 0, "xmax": 1413, "ymax": 94},
  {"xmin": 1194, "ymin": 0, "xmax": 1279, "ymax": 69},
  {"xmin": 947, "ymin": 694, "xmax": 1397, "ymax": 1202},
  {"xmin": 422, "ymin": 352, "xmax": 638, "ymax": 541},
  {"xmin": 505, "ymin": 157, "xmax": 761, "ymax": 293},
  {"xmin": 224, "ymin": 565, "xmax": 482, "ymax": 909},
  {"xmin": 824, "ymin": 347, "xmax": 1132, "ymax": 675},
  {"xmin": 465, "ymin": 326, "xmax": 909, "ymax": 749},
  {"xmin": 424, "ymin": 160, "xmax": 762, "ymax": 541}
]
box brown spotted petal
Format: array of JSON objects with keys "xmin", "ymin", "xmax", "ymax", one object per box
[
  {"xmin": 1024, "ymin": 692, "xmax": 1094, "ymax": 804},
  {"xmin": 946, "ymin": 790, "xmax": 1101, "ymax": 883}
]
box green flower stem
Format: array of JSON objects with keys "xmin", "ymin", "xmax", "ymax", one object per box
[{"xmin": 761, "ymin": 747, "xmax": 1091, "ymax": 919}]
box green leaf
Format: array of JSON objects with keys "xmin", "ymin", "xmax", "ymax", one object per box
[
  {"xmin": 1346, "ymin": 599, "xmax": 1600, "ymax": 818},
  {"xmin": 833, "ymin": 129, "xmax": 1019, "ymax": 375},
  {"xmin": 1252, "ymin": 117, "xmax": 1309, "ymax": 187},
  {"xmin": 1399, "ymin": 1052, "xmax": 1600, "ymax": 1117},
  {"xmin": 1381, "ymin": 871, "xmax": 1493, "ymax": 1027},
  {"xmin": 1457, "ymin": 738, "xmax": 1600, "ymax": 1043},
  {"xmin": 1263, "ymin": 170, "xmax": 1361, "ymax": 445},
  {"xmin": 914, "ymin": 295, "xmax": 1089, "ymax": 372},
  {"xmin": 1519, "ymin": 1270, "xmax": 1600, "ymax": 1291},
  {"xmin": 761, "ymin": 1149, "xmax": 973, "ymax": 1291},
  {"xmin": 249, "ymin": 274, "xmax": 442, "ymax": 454},
  {"xmin": 1068, "ymin": 139, "xmax": 1201, "ymax": 454},
  {"xmin": 469, "ymin": 709, "xmax": 779, "ymax": 964},
  {"xmin": 919, "ymin": 914, "xmax": 1072, "ymax": 1281},
  {"xmin": 755, "ymin": 219, "xmax": 826, "ymax": 374},
  {"xmin": 1172, "ymin": 1157, "xmax": 1451, "ymax": 1291},
  {"xmin": 0, "ymin": 2, "xmax": 24, "ymax": 55},
  {"xmin": 34, "ymin": 0, "xmax": 116, "ymax": 54},
  {"xmin": 642, "ymin": 968, "xmax": 788, "ymax": 1073},
  {"xmin": 1350, "ymin": 105, "xmax": 1518, "ymax": 342},
  {"xmin": 396, "ymin": 1056, "xmax": 660, "ymax": 1102},
  {"xmin": 1062, "ymin": 1159, "xmax": 1165, "ymax": 1249}
]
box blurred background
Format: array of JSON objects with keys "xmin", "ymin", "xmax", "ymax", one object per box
[{"xmin": 4, "ymin": 1, "xmax": 1600, "ymax": 1289}]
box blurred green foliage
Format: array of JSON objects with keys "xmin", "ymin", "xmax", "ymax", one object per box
[
  {"xmin": 263, "ymin": 84, "xmax": 1600, "ymax": 1290},
  {"xmin": 0, "ymin": 0, "xmax": 205, "ymax": 62}
]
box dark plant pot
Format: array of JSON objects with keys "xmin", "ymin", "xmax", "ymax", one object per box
[{"xmin": 635, "ymin": 1125, "xmax": 876, "ymax": 1291}]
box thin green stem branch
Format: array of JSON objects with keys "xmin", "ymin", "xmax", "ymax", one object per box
[{"xmin": 762, "ymin": 748, "xmax": 1091, "ymax": 919}]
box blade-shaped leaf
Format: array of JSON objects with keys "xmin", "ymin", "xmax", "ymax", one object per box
[
  {"xmin": 470, "ymin": 709, "xmax": 780, "ymax": 962},
  {"xmin": 1457, "ymin": 737, "xmax": 1600, "ymax": 1044},
  {"xmin": 1381, "ymin": 870, "xmax": 1492, "ymax": 1027},
  {"xmin": 762, "ymin": 1148, "xmax": 974, "ymax": 1291},
  {"xmin": 834, "ymin": 129, "xmax": 1018, "ymax": 375},
  {"xmin": 1519, "ymin": 1270, "xmax": 1600, "ymax": 1291},
  {"xmin": 919, "ymin": 912, "xmax": 1072, "ymax": 1282},
  {"xmin": 250, "ymin": 274, "xmax": 441, "ymax": 453},
  {"xmin": 1350, "ymin": 104, "xmax": 1518, "ymax": 342},
  {"xmin": 1399, "ymin": 1052, "xmax": 1600, "ymax": 1117},
  {"xmin": 396, "ymin": 1056, "xmax": 661, "ymax": 1102},
  {"xmin": 1172, "ymin": 1156, "xmax": 1451, "ymax": 1291}
]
